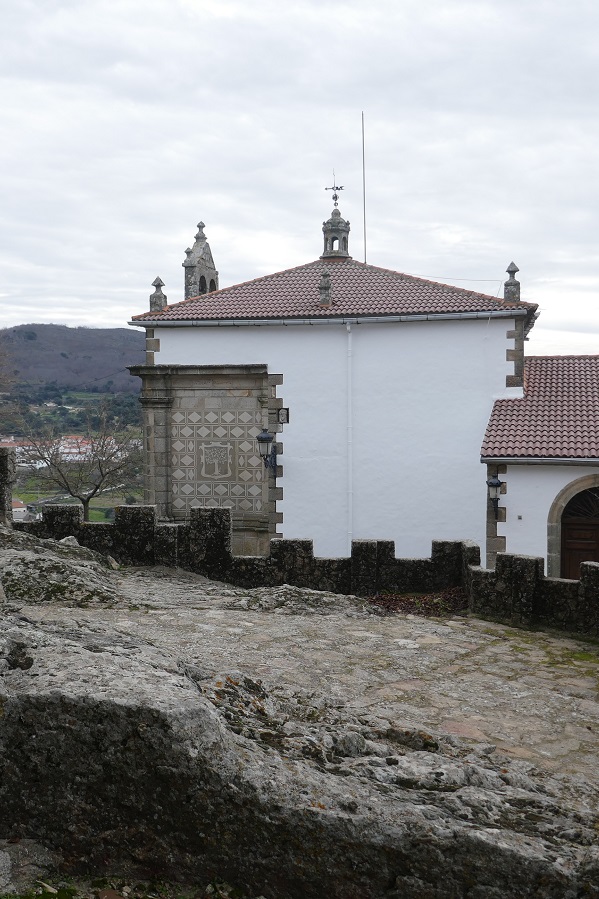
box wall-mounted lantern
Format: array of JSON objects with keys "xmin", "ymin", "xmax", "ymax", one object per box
[
  {"xmin": 257, "ymin": 428, "xmax": 277, "ymax": 473},
  {"xmin": 486, "ymin": 472, "xmax": 504, "ymax": 519}
]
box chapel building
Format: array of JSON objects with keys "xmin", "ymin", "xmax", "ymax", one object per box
[{"xmin": 130, "ymin": 209, "xmax": 599, "ymax": 575}]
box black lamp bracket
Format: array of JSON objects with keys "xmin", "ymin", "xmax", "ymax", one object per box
[{"xmin": 263, "ymin": 445, "xmax": 277, "ymax": 471}]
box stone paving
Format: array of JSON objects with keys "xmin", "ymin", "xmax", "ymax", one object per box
[{"xmin": 20, "ymin": 566, "xmax": 599, "ymax": 779}]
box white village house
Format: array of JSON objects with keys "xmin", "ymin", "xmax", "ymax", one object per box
[{"xmin": 129, "ymin": 208, "xmax": 599, "ymax": 576}]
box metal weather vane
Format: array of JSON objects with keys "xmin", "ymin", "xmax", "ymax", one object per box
[{"xmin": 325, "ymin": 171, "xmax": 344, "ymax": 207}]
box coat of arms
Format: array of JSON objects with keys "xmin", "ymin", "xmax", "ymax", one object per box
[{"xmin": 200, "ymin": 442, "xmax": 233, "ymax": 478}]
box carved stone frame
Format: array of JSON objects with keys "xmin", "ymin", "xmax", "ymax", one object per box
[{"xmin": 129, "ymin": 363, "xmax": 285, "ymax": 556}]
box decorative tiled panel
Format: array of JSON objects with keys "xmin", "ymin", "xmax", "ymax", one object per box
[{"xmin": 171, "ymin": 409, "xmax": 266, "ymax": 513}]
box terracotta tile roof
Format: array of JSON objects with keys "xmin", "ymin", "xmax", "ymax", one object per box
[
  {"xmin": 482, "ymin": 356, "xmax": 599, "ymax": 460},
  {"xmin": 132, "ymin": 258, "xmax": 537, "ymax": 323}
]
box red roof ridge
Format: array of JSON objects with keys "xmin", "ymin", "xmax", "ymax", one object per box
[
  {"xmin": 190, "ymin": 257, "xmax": 532, "ymax": 307},
  {"xmin": 526, "ymin": 353, "xmax": 599, "ymax": 361},
  {"xmin": 132, "ymin": 256, "xmax": 538, "ymax": 323},
  {"xmin": 183, "ymin": 259, "xmax": 327, "ymax": 304},
  {"xmin": 482, "ymin": 355, "xmax": 599, "ymax": 460},
  {"xmin": 375, "ymin": 264, "xmax": 514, "ymax": 305}
]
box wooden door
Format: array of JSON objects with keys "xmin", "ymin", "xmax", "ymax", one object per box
[
  {"xmin": 561, "ymin": 488, "xmax": 599, "ymax": 578},
  {"xmin": 561, "ymin": 520, "xmax": 599, "ymax": 578}
]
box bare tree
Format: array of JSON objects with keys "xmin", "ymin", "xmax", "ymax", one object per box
[{"xmin": 22, "ymin": 408, "xmax": 142, "ymax": 521}]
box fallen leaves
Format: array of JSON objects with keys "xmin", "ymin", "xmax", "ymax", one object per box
[{"xmin": 366, "ymin": 586, "xmax": 468, "ymax": 618}]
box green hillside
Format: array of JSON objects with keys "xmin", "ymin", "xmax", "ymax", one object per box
[{"xmin": 0, "ymin": 324, "xmax": 145, "ymax": 394}]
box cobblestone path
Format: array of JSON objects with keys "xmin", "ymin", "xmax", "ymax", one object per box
[{"xmin": 22, "ymin": 567, "xmax": 599, "ymax": 778}]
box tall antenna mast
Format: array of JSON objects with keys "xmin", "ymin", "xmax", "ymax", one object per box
[{"xmin": 362, "ymin": 112, "xmax": 367, "ymax": 264}]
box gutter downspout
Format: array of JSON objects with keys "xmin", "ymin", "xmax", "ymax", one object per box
[{"xmin": 346, "ymin": 323, "xmax": 353, "ymax": 553}]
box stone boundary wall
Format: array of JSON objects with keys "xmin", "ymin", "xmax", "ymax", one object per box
[
  {"xmin": 12, "ymin": 503, "xmax": 599, "ymax": 638},
  {"xmin": 3, "ymin": 441, "xmax": 598, "ymax": 637},
  {"xmin": 0, "ymin": 448, "xmax": 15, "ymax": 528},
  {"xmin": 13, "ymin": 504, "xmax": 477, "ymax": 596},
  {"xmin": 468, "ymin": 554, "xmax": 599, "ymax": 637}
]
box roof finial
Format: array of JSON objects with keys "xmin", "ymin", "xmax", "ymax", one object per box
[
  {"xmin": 149, "ymin": 277, "xmax": 167, "ymax": 312},
  {"xmin": 319, "ymin": 268, "xmax": 332, "ymax": 306},
  {"xmin": 504, "ymin": 262, "xmax": 520, "ymax": 303},
  {"xmin": 325, "ymin": 170, "xmax": 344, "ymax": 208}
]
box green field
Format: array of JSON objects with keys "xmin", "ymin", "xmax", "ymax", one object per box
[{"xmin": 14, "ymin": 476, "xmax": 144, "ymax": 520}]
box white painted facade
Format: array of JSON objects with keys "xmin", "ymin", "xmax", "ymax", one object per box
[
  {"xmin": 497, "ymin": 463, "xmax": 599, "ymax": 571},
  {"xmin": 151, "ymin": 315, "xmax": 519, "ymax": 558}
]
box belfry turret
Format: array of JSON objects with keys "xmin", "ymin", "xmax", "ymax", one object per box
[
  {"xmin": 182, "ymin": 221, "xmax": 219, "ymax": 299},
  {"xmin": 321, "ymin": 179, "xmax": 351, "ymax": 260},
  {"xmin": 321, "ymin": 207, "xmax": 351, "ymax": 260}
]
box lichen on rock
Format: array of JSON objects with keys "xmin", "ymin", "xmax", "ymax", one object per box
[
  {"xmin": 0, "ymin": 534, "xmax": 121, "ymax": 607},
  {"xmin": 0, "ymin": 527, "xmax": 599, "ymax": 898}
]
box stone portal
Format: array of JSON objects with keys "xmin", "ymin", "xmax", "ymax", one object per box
[{"xmin": 129, "ymin": 364, "xmax": 284, "ymax": 556}]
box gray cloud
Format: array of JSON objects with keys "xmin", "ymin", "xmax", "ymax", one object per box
[{"xmin": 0, "ymin": 0, "xmax": 598, "ymax": 353}]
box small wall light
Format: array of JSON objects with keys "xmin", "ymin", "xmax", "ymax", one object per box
[
  {"xmin": 486, "ymin": 472, "xmax": 504, "ymax": 519},
  {"xmin": 257, "ymin": 428, "xmax": 277, "ymax": 473}
]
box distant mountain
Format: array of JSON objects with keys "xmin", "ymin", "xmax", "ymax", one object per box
[{"xmin": 0, "ymin": 324, "xmax": 146, "ymax": 394}]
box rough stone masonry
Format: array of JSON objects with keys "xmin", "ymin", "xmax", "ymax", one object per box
[{"xmin": 1, "ymin": 526, "xmax": 599, "ymax": 898}]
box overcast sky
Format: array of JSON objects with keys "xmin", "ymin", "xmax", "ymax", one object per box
[{"xmin": 1, "ymin": 0, "xmax": 598, "ymax": 355}]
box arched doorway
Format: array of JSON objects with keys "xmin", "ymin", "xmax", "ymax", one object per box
[
  {"xmin": 561, "ymin": 487, "xmax": 599, "ymax": 578},
  {"xmin": 547, "ymin": 474, "xmax": 599, "ymax": 578}
]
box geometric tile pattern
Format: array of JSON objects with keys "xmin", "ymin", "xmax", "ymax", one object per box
[{"xmin": 171, "ymin": 409, "xmax": 265, "ymax": 512}]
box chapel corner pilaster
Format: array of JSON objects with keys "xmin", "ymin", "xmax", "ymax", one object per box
[
  {"xmin": 505, "ymin": 319, "xmax": 525, "ymax": 389},
  {"xmin": 485, "ymin": 462, "xmax": 507, "ymax": 569}
]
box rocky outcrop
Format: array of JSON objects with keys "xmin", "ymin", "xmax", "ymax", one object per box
[
  {"xmin": 1, "ymin": 528, "xmax": 599, "ymax": 898},
  {"xmin": 0, "ymin": 839, "xmax": 60, "ymax": 894}
]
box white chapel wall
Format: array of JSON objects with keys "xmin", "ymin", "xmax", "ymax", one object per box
[
  {"xmin": 497, "ymin": 463, "xmax": 599, "ymax": 570},
  {"xmin": 155, "ymin": 317, "xmax": 515, "ymax": 558}
]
